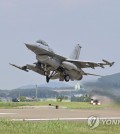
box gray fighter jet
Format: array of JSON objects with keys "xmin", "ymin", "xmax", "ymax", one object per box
[{"xmin": 10, "ymin": 40, "xmax": 114, "ymax": 83}]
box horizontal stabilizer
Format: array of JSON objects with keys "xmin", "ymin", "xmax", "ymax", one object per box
[
  {"xmin": 84, "ymin": 72, "xmax": 102, "ymax": 77},
  {"xmin": 9, "ymin": 63, "xmax": 28, "ymax": 72}
]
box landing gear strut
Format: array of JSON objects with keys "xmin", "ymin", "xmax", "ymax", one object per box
[
  {"xmin": 46, "ymin": 75, "xmax": 50, "ymax": 83},
  {"xmin": 45, "ymin": 70, "xmax": 56, "ymax": 83}
]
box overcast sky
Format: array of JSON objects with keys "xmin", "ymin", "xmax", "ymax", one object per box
[{"xmin": 0, "ymin": 0, "xmax": 120, "ymax": 89}]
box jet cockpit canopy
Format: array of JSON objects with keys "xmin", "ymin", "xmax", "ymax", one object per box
[{"xmin": 36, "ymin": 40, "xmax": 48, "ymax": 46}]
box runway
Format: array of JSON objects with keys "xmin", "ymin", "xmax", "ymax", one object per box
[{"xmin": 0, "ymin": 106, "xmax": 120, "ymax": 121}]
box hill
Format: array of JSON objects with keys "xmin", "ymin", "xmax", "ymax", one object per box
[
  {"xmin": 84, "ymin": 73, "xmax": 120, "ymax": 101},
  {"xmin": 98, "ymin": 73, "xmax": 120, "ymax": 88},
  {"xmin": 18, "ymin": 82, "xmax": 72, "ymax": 89}
]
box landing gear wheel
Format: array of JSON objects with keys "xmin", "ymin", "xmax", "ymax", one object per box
[
  {"xmin": 46, "ymin": 76, "xmax": 50, "ymax": 83},
  {"xmin": 64, "ymin": 75, "xmax": 70, "ymax": 82},
  {"xmin": 79, "ymin": 75, "xmax": 83, "ymax": 80}
]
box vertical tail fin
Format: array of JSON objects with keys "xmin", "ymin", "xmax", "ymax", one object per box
[{"xmin": 69, "ymin": 44, "xmax": 81, "ymax": 59}]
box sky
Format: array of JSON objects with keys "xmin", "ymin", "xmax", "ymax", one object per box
[{"xmin": 0, "ymin": 0, "xmax": 120, "ymax": 89}]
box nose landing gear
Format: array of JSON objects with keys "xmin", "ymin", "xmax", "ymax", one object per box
[{"xmin": 64, "ymin": 75, "xmax": 70, "ymax": 82}]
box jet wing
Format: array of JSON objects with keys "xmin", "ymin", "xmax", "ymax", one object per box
[
  {"xmin": 25, "ymin": 43, "xmax": 66, "ymax": 62},
  {"xmin": 37, "ymin": 48, "xmax": 66, "ymax": 62},
  {"xmin": 53, "ymin": 53, "xmax": 66, "ymax": 62},
  {"xmin": 66, "ymin": 59, "xmax": 115, "ymax": 69},
  {"xmin": 38, "ymin": 50, "xmax": 66, "ymax": 62}
]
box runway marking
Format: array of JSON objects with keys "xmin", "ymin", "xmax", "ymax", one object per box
[
  {"xmin": 0, "ymin": 113, "xmax": 17, "ymax": 115},
  {"xmin": 11, "ymin": 117, "xmax": 120, "ymax": 121},
  {"xmin": 11, "ymin": 118, "xmax": 87, "ymax": 121}
]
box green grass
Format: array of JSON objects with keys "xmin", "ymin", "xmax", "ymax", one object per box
[
  {"xmin": 0, "ymin": 120, "xmax": 120, "ymax": 134},
  {"xmin": 110, "ymin": 102, "xmax": 120, "ymax": 108},
  {"xmin": 0, "ymin": 101, "xmax": 106, "ymax": 109}
]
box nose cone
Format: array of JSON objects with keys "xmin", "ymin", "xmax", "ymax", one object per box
[{"xmin": 25, "ymin": 43, "xmax": 37, "ymax": 51}]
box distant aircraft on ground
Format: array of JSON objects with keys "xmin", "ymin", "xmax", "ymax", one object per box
[{"xmin": 10, "ymin": 40, "xmax": 114, "ymax": 83}]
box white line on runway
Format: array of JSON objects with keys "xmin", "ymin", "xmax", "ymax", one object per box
[
  {"xmin": 11, "ymin": 117, "xmax": 120, "ymax": 121},
  {"xmin": 0, "ymin": 113, "xmax": 17, "ymax": 115},
  {"xmin": 11, "ymin": 118, "xmax": 87, "ymax": 121}
]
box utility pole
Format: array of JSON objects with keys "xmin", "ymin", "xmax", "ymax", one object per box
[{"xmin": 35, "ymin": 84, "xmax": 38, "ymax": 101}]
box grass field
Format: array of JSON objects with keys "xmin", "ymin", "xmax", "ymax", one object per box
[
  {"xmin": 0, "ymin": 120, "xmax": 120, "ymax": 134},
  {"xmin": 0, "ymin": 101, "xmax": 106, "ymax": 109}
]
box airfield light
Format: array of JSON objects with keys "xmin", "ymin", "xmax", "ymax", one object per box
[{"xmin": 35, "ymin": 84, "xmax": 38, "ymax": 101}]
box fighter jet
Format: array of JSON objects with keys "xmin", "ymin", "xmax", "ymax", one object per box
[{"xmin": 10, "ymin": 40, "xmax": 114, "ymax": 83}]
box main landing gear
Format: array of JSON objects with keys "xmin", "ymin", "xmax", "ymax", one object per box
[
  {"xmin": 46, "ymin": 74, "xmax": 70, "ymax": 83},
  {"xmin": 44, "ymin": 66, "xmax": 70, "ymax": 83},
  {"xmin": 45, "ymin": 70, "xmax": 56, "ymax": 83}
]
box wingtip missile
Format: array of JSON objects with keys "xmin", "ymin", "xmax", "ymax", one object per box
[
  {"xmin": 110, "ymin": 62, "xmax": 115, "ymax": 67},
  {"xmin": 102, "ymin": 59, "xmax": 115, "ymax": 67},
  {"xmin": 9, "ymin": 63, "xmax": 29, "ymax": 72}
]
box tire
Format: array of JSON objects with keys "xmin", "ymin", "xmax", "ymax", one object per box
[
  {"xmin": 64, "ymin": 75, "xmax": 70, "ymax": 82},
  {"xmin": 79, "ymin": 75, "xmax": 83, "ymax": 80}
]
